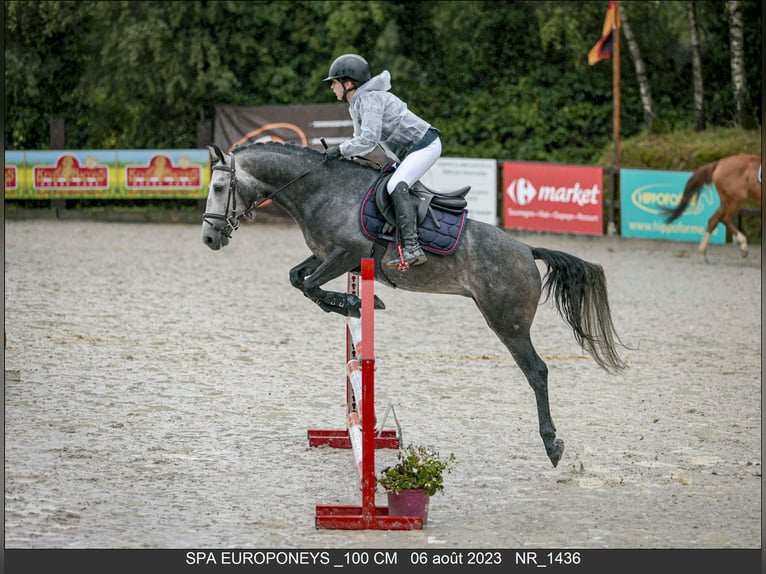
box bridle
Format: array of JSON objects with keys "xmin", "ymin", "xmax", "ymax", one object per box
[
  {"xmin": 202, "ymin": 154, "xmax": 249, "ymax": 239},
  {"xmin": 202, "ymin": 147, "xmax": 347, "ymax": 239}
]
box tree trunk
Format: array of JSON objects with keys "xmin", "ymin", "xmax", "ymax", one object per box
[
  {"xmin": 727, "ymin": 0, "xmax": 752, "ymax": 128},
  {"xmin": 687, "ymin": 2, "xmax": 705, "ymax": 131},
  {"xmin": 619, "ymin": 5, "xmax": 654, "ymax": 133}
]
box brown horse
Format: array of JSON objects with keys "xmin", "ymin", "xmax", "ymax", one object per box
[{"xmin": 663, "ymin": 153, "xmax": 761, "ymax": 263}]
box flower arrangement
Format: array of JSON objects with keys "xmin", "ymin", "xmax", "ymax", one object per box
[{"xmin": 377, "ymin": 444, "xmax": 457, "ymax": 496}]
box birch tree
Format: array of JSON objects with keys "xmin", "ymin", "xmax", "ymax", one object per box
[
  {"xmin": 726, "ymin": 0, "xmax": 753, "ymax": 128},
  {"xmin": 619, "ymin": 4, "xmax": 655, "ymax": 132},
  {"xmin": 687, "ymin": 2, "xmax": 705, "ymax": 131}
]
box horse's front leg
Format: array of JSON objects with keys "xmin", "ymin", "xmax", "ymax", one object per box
[
  {"xmin": 300, "ymin": 247, "xmax": 365, "ymax": 317},
  {"xmin": 289, "ymin": 253, "xmax": 386, "ymax": 314},
  {"xmin": 289, "ymin": 255, "xmax": 353, "ymax": 312},
  {"xmin": 289, "ymin": 255, "xmax": 321, "ymax": 289}
]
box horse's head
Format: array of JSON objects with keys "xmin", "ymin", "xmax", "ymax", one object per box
[{"xmin": 201, "ymin": 144, "xmax": 255, "ymax": 250}]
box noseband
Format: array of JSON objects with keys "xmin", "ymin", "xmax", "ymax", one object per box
[{"xmin": 202, "ymin": 154, "xmax": 253, "ymax": 239}]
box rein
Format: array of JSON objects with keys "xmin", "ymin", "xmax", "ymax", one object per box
[{"xmin": 202, "ymin": 151, "xmax": 327, "ymax": 238}]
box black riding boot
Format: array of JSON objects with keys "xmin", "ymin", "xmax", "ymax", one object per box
[{"xmin": 385, "ymin": 182, "xmax": 427, "ymax": 269}]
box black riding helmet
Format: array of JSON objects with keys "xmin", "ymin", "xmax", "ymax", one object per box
[{"xmin": 323, "ymin": 54, "xmax": 371, "ymax": 85}]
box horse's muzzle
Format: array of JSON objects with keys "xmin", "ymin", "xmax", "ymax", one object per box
[{"xmin": 201, "ymin": 221, "xmax": 230, "ymax": 250}]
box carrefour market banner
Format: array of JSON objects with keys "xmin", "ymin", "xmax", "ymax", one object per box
[
  {"xmin": 502, "ymin": 161, "xmax": 603, "ymax": 235},
  {"xmin": 619, "ymin": 168, "xmax": 724, "ymax": 244},
  {"xmin": 5, "ymin": 149, "xmax": 209, "ymax": 199}
]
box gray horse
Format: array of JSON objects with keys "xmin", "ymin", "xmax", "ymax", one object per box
[{"xmin": 202, "ymin": 142, "xmax": 628, "ymax": 467}]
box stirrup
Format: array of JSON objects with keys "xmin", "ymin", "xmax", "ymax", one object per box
[{"xmin": 386, "ymin": 244, "xmax": 427, "ymax": 271}]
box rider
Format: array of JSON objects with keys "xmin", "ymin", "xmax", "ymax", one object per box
[{"xmin": 323, "ymin": 53, "xmax": 441, "ymax": 269}]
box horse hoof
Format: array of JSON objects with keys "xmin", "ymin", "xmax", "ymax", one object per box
[
  {"xmin": 343, "ymin": 294, "xmax": 361, "ymax": 314},
  {"xmin": 548, "ymin": 439, "xmax": 565, "ymax": 467},
  {"xmin": 343, "ymin": 296, "xmax": 362, "ymax": 318},
  {"xmin": 346, "ymin": 308, "xmax": 361, "ymax": 318}
]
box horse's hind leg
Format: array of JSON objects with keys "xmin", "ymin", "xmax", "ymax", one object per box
[
  {"xmin": 482, "ymin": 317, "xmax": 564, "ymax": 466},
  {"xmin": 507, "ymin": 336, "xmax": 565, "ymax": 467},
  {"xmin": 473, "ymin": 273, "xmax": 564, "ymax": 466},
  {"xmin": 699, "ymin": 206, "xmax": 725, "ymax": 263}
]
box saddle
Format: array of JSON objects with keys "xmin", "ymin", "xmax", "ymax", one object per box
[
  {"xmin": 359, "ymin": 166, "xmax": 470, "ymax": 256},
  {"xmin": 373, "ymin": 170, "xmax": 470, "ymax": 229}
]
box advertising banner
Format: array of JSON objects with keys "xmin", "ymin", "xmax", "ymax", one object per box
[
  {"xmin": 214, "ymin": 103, "xmax": 350, "ymax": 151},
  {"xmin": 419, "ymin": 157, "xmax": 497, "ymax": 226},
  {"xmin": 5, "ymin": 150, "xmax": 209, "ymax": 199},
  {"xmin": 5, "ymin": 151, "xmax": 24, "ymax": 195},
  {"xmin": 620, "ymin": 168, "xmax": 725, "ymax": 244},
  {"xmin": 502, "ymin": 161, "xmax": 603, "ymax": 235},
  {"xmin": 213, "ymin": 103, "xmax": 388, "ymax": 163}
]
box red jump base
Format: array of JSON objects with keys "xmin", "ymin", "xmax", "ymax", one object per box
[
  {"xmin": 307, "ymin": 428, "xmax": 399, "ymax": 449},
  {"xmin": 315, "ymin": 504, "xmax": 423, "ymax": 530}
]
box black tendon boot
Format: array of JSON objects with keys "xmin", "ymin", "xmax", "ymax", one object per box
[{"xmin": 385, "ymin": 182, "xmax": 427, "ymax": 269}]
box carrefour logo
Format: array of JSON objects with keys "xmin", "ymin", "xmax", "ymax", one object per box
[
  {"xmin": 506, "ymin": 178, "xmax": 600, "ymax": 206},
  {"xmin": 630, "ymin": 183, "xmax": 712, "ymax": 216},
  {"xmin": 506, "ymin": 177, "xmax": 537, "ymax": 206}
]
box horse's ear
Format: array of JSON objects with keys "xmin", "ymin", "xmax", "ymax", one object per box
[
  {"xmin": 207, "ymin": 144, "xmax": 225, "ymax": 166},
  {"xmin": 207, "ymin": 144, "xmax": 218, "ymax": 166}
]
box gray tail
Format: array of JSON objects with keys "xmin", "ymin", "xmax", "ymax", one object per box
[{"xmin": 532, "ymin": 246, "xmax": 628, "ymax": 374}]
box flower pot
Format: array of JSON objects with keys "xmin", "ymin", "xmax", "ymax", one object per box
[{"xmin": 387, "ymin": 489, "xmax": 430, "ymax": 524}]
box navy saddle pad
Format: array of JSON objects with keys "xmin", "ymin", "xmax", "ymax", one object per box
[{"xmin": 358, "ymin": 182, "xmax": 468, "ymax": 256}]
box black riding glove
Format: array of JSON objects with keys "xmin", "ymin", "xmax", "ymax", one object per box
[{"xmin": 325, "ymin": 146, "xmax": 342, "ymax": 159}]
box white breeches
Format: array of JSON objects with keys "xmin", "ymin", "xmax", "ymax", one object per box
[{"xmin": 386, "ymin": 137, "xmax": 442, "ymax": 193}]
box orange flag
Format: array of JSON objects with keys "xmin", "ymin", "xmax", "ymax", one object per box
[{"xmin": 588, "ymin": 1, "xmax": 619, "ymax": 66}]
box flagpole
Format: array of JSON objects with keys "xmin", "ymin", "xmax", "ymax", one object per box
[
  {"xmin": 613, "ymin": 0, "xmax": 620, "ymax": 167},
  {"xmin": 608, "ymin": 0, "xmax": 621, "ymax": 236}
]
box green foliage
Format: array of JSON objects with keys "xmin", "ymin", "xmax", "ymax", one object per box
[
  {"xmin": 3, "ymin": 0, "xmax": 762, "ymax": 160},
  {"xmin": 377, "ymin": 444, "xmax": 457, "ymax": 496},
  {"xmin": 602, "ymin": 127, "xmax": 761, "ymax": 170}
]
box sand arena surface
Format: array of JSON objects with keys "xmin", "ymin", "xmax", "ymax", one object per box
[{"xmin": 4, "ymin": 219, "xmax": 761, "ymax": 549}]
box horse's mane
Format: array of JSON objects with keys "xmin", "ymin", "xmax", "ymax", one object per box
[
  {"xmin": 232, "ymin": 141, "xmax": 379, "ymax": 174},
  {"xmin": 232, "ymin": 140, "xmax": 323, "ymax": 159}
]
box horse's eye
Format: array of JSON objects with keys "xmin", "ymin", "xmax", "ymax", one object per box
[{"xmin": 213, "ymin": 183, "xmax": 224, "ymax": 193}]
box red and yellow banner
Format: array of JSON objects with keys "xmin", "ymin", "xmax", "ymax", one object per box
[{"xmin": 5, "ymin": 149, "xmax": 209, "ymax": 199}]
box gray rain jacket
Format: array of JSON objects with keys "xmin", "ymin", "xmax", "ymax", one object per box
[{"xmin": 339, "ymin": 70, "xmax": 434, "ymax": 163}]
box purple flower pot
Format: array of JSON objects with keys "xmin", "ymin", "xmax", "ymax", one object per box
[{"xmin": 387, "ymin": 489, "xmax": 430, "ymax": 524}]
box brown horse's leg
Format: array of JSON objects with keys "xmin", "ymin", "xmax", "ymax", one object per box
[
  {"xmin": 727, "ymin": 226, "xmax": 748, "ymax": 257},
  {"xmin": 699, "ymin": 206, "xmax": 724, "ymax": 263},
  {"xmin": 734, "ymin": 231, "xmax": 748, "ymax": 257},
  {"xmin": 719, "ymin": 202, "xmax": 749, "ymax": 258},
  {"xmin": 711, "ymin": 156, "xmax": 755, "ymax": 258}
]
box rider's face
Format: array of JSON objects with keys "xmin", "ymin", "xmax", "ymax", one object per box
[
  {"xmin": 331, "ymin": 79, "xmax": 356, "ymax": 101},
  {"xmin": 331, "ymin": 79, "xmax": 345, "ymax": 101}
]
